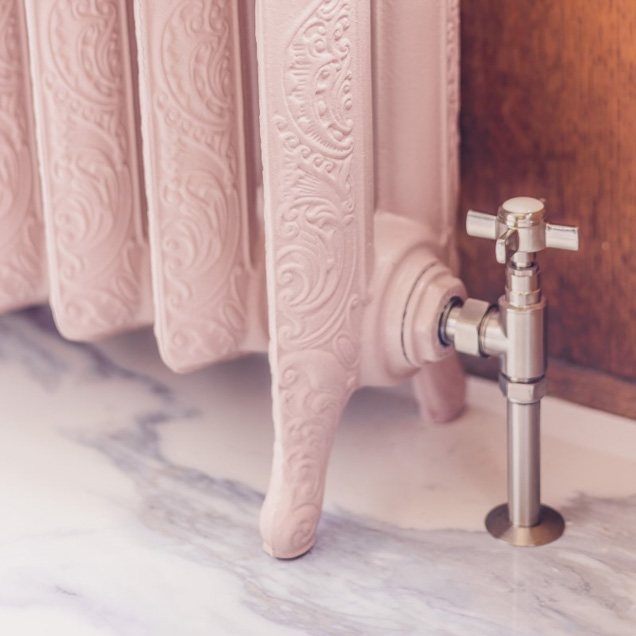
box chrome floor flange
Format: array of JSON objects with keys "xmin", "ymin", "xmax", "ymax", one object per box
[
  {"xmin": 485, "ymin": 504, "xmax": 564, "ymax": 547},
  {"xmin": 440, "ymin": 197, "xmax": 579, "ymax": 547}
]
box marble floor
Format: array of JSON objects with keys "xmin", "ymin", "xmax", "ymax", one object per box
[{"xmin": 0, "ymin": 308, "xmax": 635, "ymax": 635}]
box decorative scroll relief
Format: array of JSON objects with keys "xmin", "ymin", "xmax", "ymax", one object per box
[
  {"xmin": 258, "ymin": 0, "xmax": 372, "ymax": 557},
  {"xmin": 24, "ymin": 0, "xmax": 152, "ymax": 339},
  {"xmin": 133, "ymin": 0, "xmax": 251, "ymax": 372},
  {"xmin": 275, "ymin": 0, "xmax": 367, "ymax": 360},
  {"xmin": 0, "ymin": 0, "xmax": 47, "ymax": 311}
]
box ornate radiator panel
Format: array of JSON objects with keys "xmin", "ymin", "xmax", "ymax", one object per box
[
  {"xmin": 0, "ymin": 0, "xmax": 47, "ymax": 312},
  {"xmin": 134, "ymin": 0, "xmax": 262, "ymax": 372},
  {"xmin": 256, "ymin": 0, "xmax": 375, "ymax": 558},
  {"xmin": 24, "ymin": 0, "xmax": 153, "ymax": 340}
]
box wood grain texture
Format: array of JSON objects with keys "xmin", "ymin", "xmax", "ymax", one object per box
[{"xmin": 460, "ymin": 0, "xmax": 636, "ymax": 415}]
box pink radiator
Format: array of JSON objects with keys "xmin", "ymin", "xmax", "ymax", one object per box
[{"xmin": 4, "ymin": 0, "xmax": 466, "ymax": 558}]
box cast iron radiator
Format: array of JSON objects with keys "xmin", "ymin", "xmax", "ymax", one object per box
[{"xmin": 1, "ymin": 0, "xmax": 465, "ymax": 557}]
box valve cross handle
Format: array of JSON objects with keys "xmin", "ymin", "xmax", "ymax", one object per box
[{"xmin": 466, "ymin": 197, "xmax": 579, "ymax": 264}]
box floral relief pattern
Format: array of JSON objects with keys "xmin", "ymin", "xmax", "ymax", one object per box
[
  {"xmin": 259, "ymin": 0, "xmax": 372, "ymax": 557},
  {"xmin": 0, "ymin": 0, "xmax": 47, "ymax": 310},
  {"xmin": 134, "ymin": 0, "xmax": 250, "ymax": 372},
  {"xmin": 26, "ymin": 0, "xmax": 152, "ymax": 338}
]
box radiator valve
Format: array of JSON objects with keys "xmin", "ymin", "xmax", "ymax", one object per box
[{"xmin": 440, "ymin": 197, "xmax": 579, "ymax": 546}]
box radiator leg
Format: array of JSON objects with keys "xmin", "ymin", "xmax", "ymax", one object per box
[
  {"xmin": 412, "ymin": 355, "xmax": 466, "ymax": 424},
  {"xmin": 260, "ymin": 353, "xmax": 351, "ymax": 558}
]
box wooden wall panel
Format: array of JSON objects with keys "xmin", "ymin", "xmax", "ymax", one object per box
[{"xmin": 460, "ymin": 0, "xmax": 635, "ymax": 417}]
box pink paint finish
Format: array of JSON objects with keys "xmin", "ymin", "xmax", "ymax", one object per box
[
  {"xmin": 10, "ymin": 0, "xmax": 466, "ymax": 558},
  {"xmin": 412, "ymin": 354, "xmax": 467, "ymax": 423},
  {"xmin": 373, "ymin": 0, "xmax": 465, "ymax": 422},
  {"xmin": 373, "ymin": 0, "xmax": 460, "ymax": 266},
  {"xmin": 0, "ymin": 0, "xmax": 47, "ymax": 312},
  {"xmin": 255, "ymin": 0, "xmax": 465, "ymax": 557},
  {"xmin": 24, "ymin": 0, "xmax": 152, "ymax": 340},
  {"xmin": 360, "ymin": 213, "xmax": 466, "ymax": 388},
  {"xmin": 134, "ymin": 0, "xmax": 262, "ymax": 372},
  {"xmin": 257, "ymin": 0, "xmax": 374, "ymax": 558}
]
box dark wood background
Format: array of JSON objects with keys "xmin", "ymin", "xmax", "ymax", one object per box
[{"xmin": 459, "ymin": 0, "xmax": 635, "ymax": 418}]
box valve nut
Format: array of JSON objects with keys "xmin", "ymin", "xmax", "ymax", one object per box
[
  {"xmin": 499, "ymin": 376, "xmax": 548, "ymax": 404},
  {"xmin": 453, "ymin": 298, "xmax": 492, "ymax": 357}
]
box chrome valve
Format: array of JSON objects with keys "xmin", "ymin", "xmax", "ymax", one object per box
[{"xmin": 440, "ymin": 197, "xmax": 579, "ymax": 547}]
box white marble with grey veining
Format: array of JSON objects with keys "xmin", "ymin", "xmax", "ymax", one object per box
[{"xmin": 0, "ymin": 308, "xmax": 635, "ymax": 636}]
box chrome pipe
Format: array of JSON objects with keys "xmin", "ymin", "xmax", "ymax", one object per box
[{"xmin": 507, "ymin": 401, "xmax": 540, "ymax": 527}]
